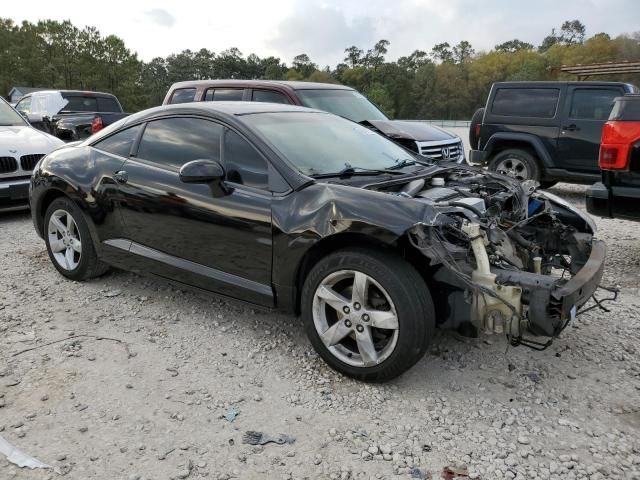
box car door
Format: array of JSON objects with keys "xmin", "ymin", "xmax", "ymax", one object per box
[
  {"xmin": 557, "ymin": 86, "xmax": 624, "ymax": 173},
  {"xmin": 116, "ymin": 116, "xmax": 274, "ymax": 306},
  {"xmin": 88, "ymin": 124, "xmax": 145, "ymax": 267}
]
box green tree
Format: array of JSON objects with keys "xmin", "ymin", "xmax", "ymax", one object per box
[
  {"xmin": 560, "ymin": 19, "xmax": 586, "ymax": 45},
  {"xmin": 292, "ymin": 53, "xmax": 317, "ymax": 77},
  {"xmin": 495, "ymin": 39, "xmax": 534, "ymax": 53},
  {"xmin": 364, "ymin": 40, "xmax": 390, "ymax": 69},
  {"xmin": 431, "ymin": 42, "xmax": 453, "ymax": 63},
  {"xmin": 344, "ymin": 46, "xmax": 363, "ymax": 68},
  {"xmin": 453, "ymin": 41, "xmax": 475, "ymax": 63}
]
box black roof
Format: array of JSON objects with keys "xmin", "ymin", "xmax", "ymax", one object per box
[
  {"xmin": 99, "ymin": 101, "xmax": 325, "ymax": 136},
  {"xmin": 168, "ymin": 79, "xmax": 353, "ymax": 91}
]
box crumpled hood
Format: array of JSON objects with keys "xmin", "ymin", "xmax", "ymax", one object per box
[
  {"xmin": 367, "ymin": 120, "xmax": 458, "ymax": 142},
  {"xmin": 0, "ymin": 126, "xmax": 64, "ymax": 157}
]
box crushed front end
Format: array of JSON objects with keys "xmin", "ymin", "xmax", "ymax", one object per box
[{"xmin": 373, "ymin": 167, "xmax": 611, "ymax": 348}]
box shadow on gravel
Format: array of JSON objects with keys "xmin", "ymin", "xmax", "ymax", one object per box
[{"xmin": 0, "ymin": 209, "xmax": 31, "ymax": 224}]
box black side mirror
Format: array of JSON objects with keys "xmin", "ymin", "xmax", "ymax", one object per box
[
  {"xmin": 179, "ymin": 159, "xmax": 229, "ymax": 197},
  {"xmin": 179, "ymin": 159, "xmax": 224, "ymax": 183}
]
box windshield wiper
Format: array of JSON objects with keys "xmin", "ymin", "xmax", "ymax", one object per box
[
  {"xmin": 386, "ymin": 159, "xmax": 417, "ymax": 170},
  {"xmin": 310, "ymin": 166, "xmax": 405, "ymax": 179}
]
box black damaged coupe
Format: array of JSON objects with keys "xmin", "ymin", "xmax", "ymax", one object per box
[{"xmin": 30, "ymin": 102, "xmax": 606, "ymax": 381}]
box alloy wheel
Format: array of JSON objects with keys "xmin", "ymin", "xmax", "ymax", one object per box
[
  {"xmin": 48, "ymin": 209, "xmax": 82, "ymax": 271},
  {"xmin": 495, "ymin": 157, "xmax": 530, "ymax": 181},
  {"xmin": 312, "ymin": 269, "xmax": 399, "ymax": 368}
]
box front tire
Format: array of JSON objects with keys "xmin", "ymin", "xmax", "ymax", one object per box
[
  {"xmin": 488, "ymin": 148, "xmax": 541, "ymax": 182},
  {"xmin": 301, "ymin": 248, "xmax": 435, "ymax": 382},
  {"xmin": 44, "ymin": 197, "xmax": 108, "ymax": 281}
]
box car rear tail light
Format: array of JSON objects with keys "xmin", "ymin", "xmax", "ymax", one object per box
[
  {"xmin": 598, "ymin": 121, "xmax": 640, "ymax": 170},
  {"xmin": 474, "ymin": 124, "xmax": 481, "ymax": 138},
  {"xmin": 599, "ymin": 145, "xmax": 624, "ymax": 170},
  {"xmin": 91, "ymin": 116, "xmax": 104, "ymax": 134}
]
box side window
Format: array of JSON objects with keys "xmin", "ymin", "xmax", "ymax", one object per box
[
  {"xmin": 204, "ymin": 88, "xmax": 244, "ymax": 102},
  {"xmin": 492, "ymin": 88, "xmax": 560, "ymax": 118},
  {"xmin": 170, "ymin": 88, "xmax": 196, "ymax": 104},
  {"xmin": 223, "ymin": 129, "xmax": 269, "ymax": 190},
  {"xmin": 97, "ymin": 97, "xmax": 121, "ymax": 112},
  {"xmin": 15, "ymin": 97, "xmax": 31, "ymax": 113},
  {"xmin": 62, "ymin": 96, "xmax": 98, "ymax": 112},
  {"xmin": 252, "ymin": 90, "xmax": 289, "ymax": 104},
  {"xmin": 93, "ymin": 124, "xmax": 142, "ymax": 158},
  {"xmin": 570, "ymin": 89, "xmax": 619, "ymax": 120},
  {"xmin": 136, "ymin": 117, "xmax": 222, "ymax": 170}
]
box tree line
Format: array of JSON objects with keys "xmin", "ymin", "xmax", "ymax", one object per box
[{"xmin": 1, "ymin": 18, "xmax": 639, "ymax": 119}]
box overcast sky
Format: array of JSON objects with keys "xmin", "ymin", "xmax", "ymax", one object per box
[{"xmin": 5, "ymin": 0, "xmax": 640, "ymax": 66}]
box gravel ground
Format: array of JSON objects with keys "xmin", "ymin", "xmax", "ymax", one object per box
[{"xmin": 0, "ymin": 183, "xmax": 639, "ymax": 480}]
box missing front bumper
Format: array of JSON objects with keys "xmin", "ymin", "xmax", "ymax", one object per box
[{"xmin": 496, "ymin": 240, "xmax": 607, "ymax": 338}]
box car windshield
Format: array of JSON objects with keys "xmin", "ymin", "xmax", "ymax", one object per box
[
  {"xmin": 297, "ymin": 89, "xmax": 388, "ymax": 123},
  {"xmin": 243, "ymin": 112, "xmax": 416, "ymax": 176},
  {"xmin": 0, "ymin": 100, "xmax": 27, "ymax": 126}
]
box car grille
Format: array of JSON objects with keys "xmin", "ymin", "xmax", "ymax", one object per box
[
  {"xmin": 417, "ymin": 141, "xmax": 463, "ymax": 161},
  {"xmin": 0, "ymin": 156, "xmax": 18, "ymax": 174},
  {"xmin": 20, "ymin": 154, "xmax": 45, "ymax": 171}
]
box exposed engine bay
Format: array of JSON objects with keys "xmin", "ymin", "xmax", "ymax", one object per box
[{"xmin": 369, "ymin": 167, "xmax": 610, "ymax": 349}]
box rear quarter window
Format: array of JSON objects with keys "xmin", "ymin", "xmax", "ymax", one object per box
[
  {"xmin": 96, "ymin": 97, "xmax": 121, "ymax": 112},
  {"xmin": 170, "ymin": 88, "xmax": 197, "ymax": 104},
  {"xmin": 204, "ymin": 88, "xmax": 244, "ymax": 101},
  {"xmin": 61, "ymin": 96, "xmax": 98, "ymax": 112},
  {"xmin": 252, "ymin": 90, "xmax": 289, "ymax": 104},
  {"xmin": 93, "ymin": 124, "xmax": 142, "ymax": 158},
  {"xmin": 491, "ymin": 88, "xmax": 560, "ymax": 118}
]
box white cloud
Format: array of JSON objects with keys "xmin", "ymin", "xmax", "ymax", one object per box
[
  {"xmin": 2, "ymin": 0, "xmax": 639, "ymax": 64},
  {"xmin": 144, "ymin": 8, "xmax": 176, "ymax": 28}
]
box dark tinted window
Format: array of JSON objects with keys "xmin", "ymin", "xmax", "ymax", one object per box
[
  {"xmin": 96, "ymin": 96, "xmax": 121, "ymax": 112},
  {"xmin": 570, "ymin": 89, "xmax": 619, "ymax": 120},
  {"xmin": 137, "ymin": 118, "xmax": 222, "ymax": 169},
  {"xmin": 252, "ymin": 90, "xmax": 289, "ymax": 104},
  {"xmin": 297, "ymin": 89, "xmax": 388, "ymax": 122},
  {"xmin": 223, "ymin": 129, "xmax": 268, "ymax": 190},
  {"xmin": 204, "ymin": 88, "xmax": 244, "ymax": 102},
  {"xmin": 61, "ymin": 96, "xmax": 98, "ymax": 112},
  {"xmin": 170, "ymin": 88, "xmax": 197, "ymax": 104},
  {"xmin": 492, "ymin": 88, "xmax": 560, "ymax": 118},
  {"xmin": 93, "ymin": 124, "xmax": 142, "ymax": 157}
]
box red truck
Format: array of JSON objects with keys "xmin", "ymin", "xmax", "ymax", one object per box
[{"xmin": 586, "ymin": 95, "xmax": 640, "ymax": 221}]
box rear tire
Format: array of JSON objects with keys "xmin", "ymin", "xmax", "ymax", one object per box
[
  {"xmin": 488, "ymin": 148, "xmax": 541, "ymax": 182},
  {"xmin": 44, "ymin": 197, "xmax": 108, "ymax": 281},
  {"xmin": 301, "ymin": 248, "xmax": 435, "ymax": 382}
]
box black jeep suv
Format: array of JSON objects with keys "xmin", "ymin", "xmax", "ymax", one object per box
[{"xmin": 469, "ymin": 81, "xmax": 638, "ymax": 187}]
